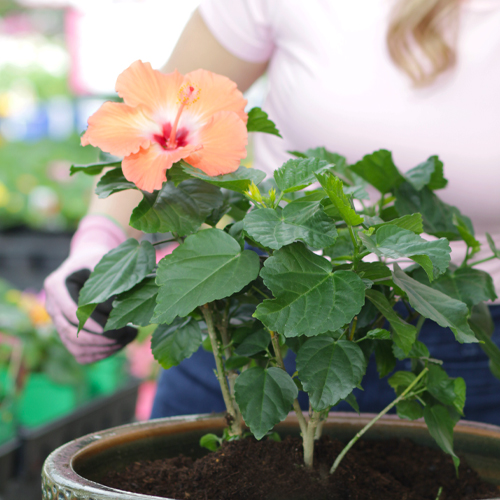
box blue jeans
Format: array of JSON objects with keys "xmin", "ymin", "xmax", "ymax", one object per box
[{"xmin": 151, "ymin": 306, "xmax": 500, "ymax": 425}]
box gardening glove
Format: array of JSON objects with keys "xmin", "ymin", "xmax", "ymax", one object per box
[{"xmin": 44, "ymin": 214, "xmax": 138, "ymax": 364}]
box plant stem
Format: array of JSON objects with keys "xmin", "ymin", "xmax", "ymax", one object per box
[
  {"xmin": 468, "ymin": 255, "xmax": 497, "ymax": 267},
  {"xmin": 303, "ymin": 410, "xmax": 321, "ymax": 468},
  {"xmin": 152, "ymin": 237, "xmax": 177, "ymax": 247},
  {"xmin": 201, "ymin": 304, "xmax": 241, "ymax": 436},
  {"xmin": 329, "ymin": 367, "xmax": 429, "ymax": 474}
]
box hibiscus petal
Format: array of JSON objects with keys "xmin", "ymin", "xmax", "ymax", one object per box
[
  {"xmin": 116, "ymin": 60, "xmax": 184, "ymax": 115},
  {"xmin": 184, "ymin": 110, "xmax": 247, "ymax": 177},
  {"xmin": 123, "ymin": 143, "xmax": 201, "ymax": 193},
  {"xmin": 81, "ymin": 101, "xmax": 158, "ymax": 157},
  {"xmin": 183, "ymin": 69, "xmax": 248, "ymax": 125}
]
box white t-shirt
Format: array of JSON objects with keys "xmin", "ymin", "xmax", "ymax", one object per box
[{"xmin": 199, "ymin": 0, "xmax": 500, "ymax": 296}]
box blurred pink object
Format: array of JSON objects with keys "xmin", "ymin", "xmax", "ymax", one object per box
[
  {"xmin": 126, "ymin": 340, "xmax": 155, "ymax": 379},
  {"xmin": 135, "ymin": 380, "xmax": 157, "ymax": 421}
]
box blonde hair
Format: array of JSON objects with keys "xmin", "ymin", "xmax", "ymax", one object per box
[{"xmin": 387, "ymin": 0, "xmax": 461, "ymax": 86}]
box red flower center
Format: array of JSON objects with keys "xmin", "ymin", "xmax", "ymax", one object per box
[{"xmin": 154, "ymin": 123, "xmax": 189, "ymax": 150}]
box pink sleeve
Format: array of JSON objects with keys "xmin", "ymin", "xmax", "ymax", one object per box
[{"xmin": 199, "ymin": 0, "xmax": 275, "ymax": 63}]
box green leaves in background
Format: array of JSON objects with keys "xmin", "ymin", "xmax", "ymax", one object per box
[
  {"xmin": 364, "ymin": 213, "xmax": 424, "ymax": 235},
  {"xmin": 151, "ymin": 317, "xmax": 203, "ymax": 369},
  {"xmin": 70, "ymin": 160, "xmax": 121, "ymax": 176},
  {"xmin": 394, "ymin": 182, "xmax": 473, "ymax": 241},
  {"xmin": 255, "ymin": 244, "xmax": 365, "ymax": 337},
  {"xmin": 105, "ymin": 277, "xmax": 158, "ymax": 331},
  {"xmin": 405, "ymin": 156, "xmax": 447, "ymax": 191},
  {"xmin": 76, "ymin": 239, "xmax": 156, "ymax": 330},
  {"xmin": 243, "ymin": 201, "xmax": 337, "ymax": 250},
  {"xmin": 351, "ymin": 150, "xmax": 405, "ymax": 194},
  {"xmin": 130, "ymin": 179, "xmax": 223, "ymax": 235},
  {"xmin": 296, "ymin": 338, "xmax": 366, "ymax": 411},
  {"xmin": 392, "ymin": 265, "xmax": 477, "ymax": 344},
  {"xmin": 246, "ymin": 107, "xmax": 282, "ymax": 137},
  {"xmin": 365, "ymin": 289, "xmax": 416, "ymax": 355},
  {"xmin": 182, "ymin": 164, "xmax": 266, "ymax": 193},
  {"xmin": 234, "ymin": 329, "xmax": 271, "ymax": 357},
  {"xmin": 316, "ymin": 172, "xmax": 364, "ymax": 226},
  {"xmin": 361, "ymin": 225, "xmax": 451, "ymax": 281},
  {"xmin": 95, "ymin": 167, "xmax": 136, "ymax": 198},
  {"xmin": 234, "ymin": 366, "xmax": 297, "ymax": 439},
  {"xmin": 153, "ymin": 229, "xmax": 260, "ymax": 325},
  {"xmin": 274, "ymin": 157, "xmax": 332, "ymax": 193}
]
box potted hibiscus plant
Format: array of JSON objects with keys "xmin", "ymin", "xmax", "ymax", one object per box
[{"xmin": 43, "ymin": 61, "xmax": 500, "ymax": 500}]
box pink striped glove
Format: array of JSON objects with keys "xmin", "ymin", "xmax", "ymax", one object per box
[{"xmin": 44, "ymin": 215, "xmax": 137, "ymax": 364}]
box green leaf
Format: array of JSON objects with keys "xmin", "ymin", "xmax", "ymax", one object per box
[
  {"xmin": 151, "ymin": 317, "xmax": 203, "ymax": 369},
  {"xmin": 167, "ymin": 162, "xmax": 193, "ymax": 186},
  {"xmin": 274, "ymin": 157, "xmax": 333, "ymax": 193},
  {"xmin": 105, "ymin": 277, "xmax": 158, "ymax": 331},
  {"xmin": 374, "ymin": 340, "xmax": 397, "ymax": 378},
  {"xmin": 225, "ymin": 355, "xmax": 251, "ymax": 370},
  {"xmin": 365, "ymin": 213, "xmax": 424, "ymax": 234},
  {"xmin": 95, "ymin": 167, "xmax": 137, "ymax": 199},
  {"xmin": 392, "ymin": 340, "xmax": 430, "ymax": 360},
  {"xmin": 76, "ymin": 303, "xmax": 97, "ymax": 331},
  {"xmin": 153, "ymin": 229, "xmax": 260, "ymax": 324},
  {"xmin": 343, "ymin": 393, "xmax": 360, "ymax": 414},
  {"xmin": 361, "ymin": 226, "xmax": 451, "ymax": 281},
  {"xmin": 199, "ymin": 433, "xmax": 221, "ymax": 452},
  {"xmin": 243, "ymin": 202, "xmax": 337, "ymax": 251},
  {"xmin": 396, "ymin": 400, "xmax": 424, "ymax": 420},
  {"xmin": 302, "ymin": 147, "xmax": 360, "ymax": 185},
  {"xmin": 363, "ymin": 328, "xmax": 391, "ymax": 341},
  {"xmin": 453, "ymin": 214, "xmax": 480, "ymax": 254},
  {"xmin": 182, "ymin": 164, "xmax": 266, "ymax": 193},
  {"xmin": 70, "ymin": 160, "xmax": 121, "ymax": 176},
  {"xmin": 424, "ymin": 405, "xmax": 460, "ymax": 472},
  {"xmin": 296, "ymin": 338, "xmax": 366, "ymax": 411},
  {"xmin": 254, "ymin": 244, "xmax": 366, "ymax": 337},
  {"xmin": 234, "ymin": 366, "xmax": 297, "ymax": 439},
  {"xmin": 431, "ymin": 267, "xmax": 497, "ymax": 309},
  {"xmin": 77, "ymin": 239, "xmax": 156, "ymax": 330},
  {"xmin": 394, "ymin": 183, "xmax": 471, "ymax": 240},
  {"xmin": 388, "ymin": 371, "xmax": 416, "ymax": 392},
  {"xmin": 453, "ymin": 377, "xmax": 466, "ymax": 415},
  {"xmin": 486, "ymin": 233, "xmax": 500, "ymax": 258},
  {"xmin": 323, "ymin": 229, "xmax": 355, "ymax": 261},
  {"xmin": 427, "ymin": 365, "xmax": 457, "ymax": 406},
  {"xmin": 316, "ymin": 172, "xmax": 364, "ymax": 226},
  {"xmin": 130, "ymin": 179, "xmax": 223, "ymax": 235},
  {"xmin": 365, "ymin": 289, "xmax": 417, "ymax": 355},
  {"xmin": 392, "ymin": 265, "xmax": 477, "ymax": 344},
  {"xmin": 350, "ymin": 150, "xmax": 405, "ymax": 194},
  {"xmin": 246, "ymin": 107, "xmax": 282, "ymax": 137},
  {"xmin": 405, "ymin": 156, "xmax": 447, "ymax": 191},
  {"xmin": 235, "ymin": 329, "xmax": 271, "ymax": 357}
]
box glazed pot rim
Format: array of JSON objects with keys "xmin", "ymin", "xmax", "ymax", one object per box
[{"xmin": 42, "ymin": 412, "xmax": 500, "ymax": 500}]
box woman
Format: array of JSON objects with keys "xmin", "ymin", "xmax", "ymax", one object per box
[{"xmin": 45, "ymin": 0, "xmax": 500, "ymax": 423}]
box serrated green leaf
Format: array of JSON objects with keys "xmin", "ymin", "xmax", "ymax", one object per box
[
  {"xmin": 246, "ymin": 107, "xmax": 282, "ymax": 137},
  {"xmin": 343, "ymin": 393, "xmax": 360, "ymax": 414},
  {"xmin": 274, "ymin": 157, "xmax": 332, "ymax": 193},
  {"xmin": 361, "ymin": 226, "xmax": 450, "ymax": 281},
  {"xmin": 296, "ymin": 338, "xmax": 366, "ymax": 411},
  {"xmin": 70, "ymin": 161, "xmax": 121, "ymax": 176},
  {"xmin": 105, "ymin": 278, "xmax": 158, "ymax": 331},
  {"xmin": 225, "ymin": 355, "xmax": 251, "ymax": 370},
  {"xmin": 95, "ymin": 167, "xmax": 137, "ymax": 199},
  {"xmin": 153, "ymin": 229, "xmax": 260, "ymax": 324},
  {"xmin": 366, "ymin": 213, "xmax": 424, "ymax": 234},
  {"xmin": 350, "ymin": 150, "xmax": 405, "ymax": 194},
  {"xmin": 363, "ymin": 328, "xmax": 391, "ymax": 340},
  {"xmin": 254, "ymin": 244, "xmax": 366, "ymax": 337},
  {"xmin": 182, "ymin": 164, "xmax": 266, "ymax": 193},
  {"xmin": 374, "ymin": 340, "xmax": 396, "ymax": 378},
  {"xmin": 235, "ymin": 329, "xmax": 271, "ymax": 357},
  {"xmin": 427, "ymin": 365, "xmax": 456, "ymax": 406},
  {"xmin": 323, "ymin": 229, "xmax": 355, "ymax": 261},
  {"xmin": 151, "ymin": 317, "xmax": 202, "ymax": 369},
  {"xmin": 365, "ymin": 289, "xmax": 417, "ymax": 355},
  {"xmin": 166, "ymin": 162, "xmax": 193, "ymax": 185},
  {"xmin": 394, "ymin": 183, "xmax": 471, "ymax": 240},
  {"xmin": 388, "ymin": 371, "xmax": 417, "ymax": 392},
  {"xmin": 396, "ymin": 400, "xmax": 424, "ymax": 420},
  {"xmin": 76, "ymin": 303, "xmax": 97, "ymax": 331},
  {"xmin": 316, "ymin": 172, "xmax": 363, "ymax": 226},
  {"xmin": 405, "ymin": 156, "xmax": 447, "ymax": 191},
  {"xmin": 130, "ymin": 179, "xmax": 223, "ymax": 235},
  {"xmin": 424, "ymin": 405, "xmax": 460, "ymax": 472},
  {"xmin": 392, "ymin": 265, "xmax": 477, "ymax": 344},
  {"xmin": 234, "ymin": 366, "xmax": 297, "ymax": 439},
  {"xmin": 243, "ymin": 201, "xmax": 337, "ymax": 250},
  {"xmin": 77, "ymin": 239, "xmax": 156, "ymax": 330}
]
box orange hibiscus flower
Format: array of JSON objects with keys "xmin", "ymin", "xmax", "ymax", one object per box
[{"xmin": 81, "ymin": 60, "xmax": 248, "ymax": 192}]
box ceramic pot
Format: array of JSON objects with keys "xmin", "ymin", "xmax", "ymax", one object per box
[{"xmin": 42, "ymin": 412, "xmax": 500, "ymax": 500}]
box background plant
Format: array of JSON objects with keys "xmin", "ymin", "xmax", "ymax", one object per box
[{"xmin": 74, "ymin": 108, "xmax": 500, "ymax": 471}]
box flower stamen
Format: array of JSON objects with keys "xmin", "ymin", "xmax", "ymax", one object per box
[{"xmin": 167, "ymin": 82, "xmax": 201, "ymax": 148}]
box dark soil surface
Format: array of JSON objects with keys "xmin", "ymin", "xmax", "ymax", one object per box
[{"xmin": 100, "ymin": 436, "xmax": 499, "ymax": 500}]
